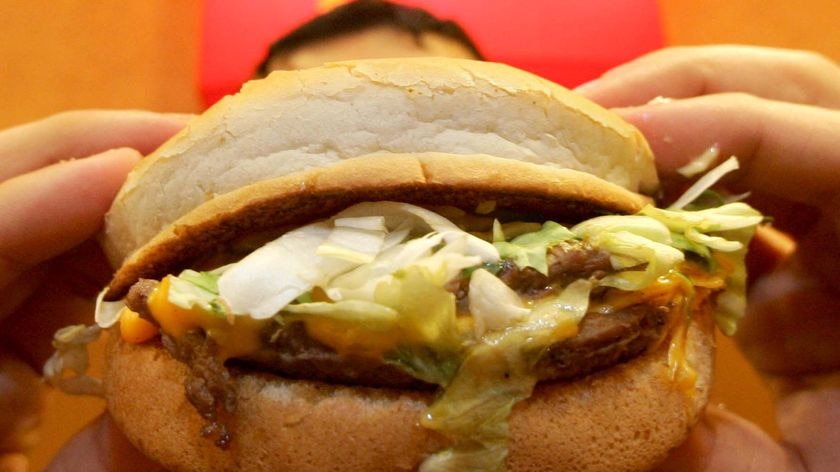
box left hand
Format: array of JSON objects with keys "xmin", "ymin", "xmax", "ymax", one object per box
[{"xmin": 0, "ymin": 110, "xmax": 189, "ymax": 471}]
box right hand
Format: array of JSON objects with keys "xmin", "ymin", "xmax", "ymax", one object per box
[{"xmin": 578, "ymin": 45, "xmax": 840, "ymax": 471}]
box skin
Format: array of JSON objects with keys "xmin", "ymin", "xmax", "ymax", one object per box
[
  {"xmin": 2, "ymin": 45, "xmax": 838, "ymax": 470},
  {"xmin": 0, "ymin": 110, "xmax": 187, "ymax": 471},
  {"xmin": 261, "ymin": 25, "xmax": 479, "ymax": 72},
  {"xmin": 577, "ymin": 45, "xmax": 840, "ymax": 471}
]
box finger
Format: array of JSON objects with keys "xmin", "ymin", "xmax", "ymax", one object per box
[
  {"xmin": 0, "ymin": 265, "xmax": 47, "ymax": 323},
  {"xmin": 0, "ymin": 240, "xmax": 112, "ymax": 371},
  {"xmin": 0, "ymin": 351, "xmax": 43, "ymax": 454},
  {"xmin": 0, "ymin": 147, "xmax": 140, "ymax": 290},
  {"xmin": 653, "ymin": 405, "xmax": 796, "ymax": 472},
  {"xmin": 1, "ymin": 269, "xmax": 100, "ymax": 369},
  {"xmin": 577, "ymin": 45, "xmax": 840, "ymax": 108},
  {"xmin": 0, "ymin": 110, "xmax": 190, "ymax": 182},
  {"xmin": 46, "ymin": 414, "xmax": 163, "ymax": 472},
  {"xmin": 775, "ymin": 383, "xmax": 840, "ymax": 471},
  {"xmin": 611, "ymin": 94, "xmax": 840, "ymax": 231},
  {"xmin": 739, "ymin": 225, "xmax": 840, "ymax": 375}
]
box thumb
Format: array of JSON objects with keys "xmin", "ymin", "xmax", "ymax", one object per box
[{"xmin": 654, "ymin": 405, "xmax": 795, "ymax": 472}]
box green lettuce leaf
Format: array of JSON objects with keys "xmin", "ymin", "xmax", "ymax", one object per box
[
  {"xmin": 168, "ymin": 269, "xmax": 228, "ymax": 318},
  {"xmin": 492, "ymin": 221, "xmax": 575, "ymax": 275}
]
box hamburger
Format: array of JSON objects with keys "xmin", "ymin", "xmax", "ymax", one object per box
[{"xmin": 46, "ymin": 58, "xmax": 763, "ymax": 471}]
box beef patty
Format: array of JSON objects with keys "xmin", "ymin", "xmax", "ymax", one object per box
[{"xmin": 124, "ymin": 241, "xmax": 672, "ymax": 443}]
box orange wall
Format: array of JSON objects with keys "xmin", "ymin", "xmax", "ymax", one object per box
[
  {"xmin": 661, "ymin": 0, "xmax": 840, "ymax": 59},
  {"xmin": 0, "ymin": 0, "xmax": 202, "ymax": 129},
  {"xmin": 2, "ymin": 1, "xmax": 838, "ymax": 469}
]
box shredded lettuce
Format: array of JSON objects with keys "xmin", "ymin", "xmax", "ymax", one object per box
[
  {"xmin": 326, "ymin": 232, "xmax": 484, "ymax": 303},
  {"xmin": 216, "ymin": 196, "xmax": 761, "ymax": 345},
  {"xmin": 168, "ymin": 269, "xmax": 228, "ymax": 317},
  {"xmin": 669, "ymin": 232, "xmax": 712, "ymax": 259},
  {"xmin": 677, "ymin": 145, "xmax": 720, "ymax": 178},
  {"xmin": 419, "ymin": 279, "xmax": 591, "ymax": 471},
  {"xmin": 493, "ymin": 221, "xmax": 575, "ymax": 275},
  {"xmin": 284, "ymin": 300, "xmax": 397, "ymax": 329},
  {"xmin": 94, "ymin": 288, "xmax": 126, "ymax": 328},
  {"xmin": 642, "ymin": 202, "xmax": 764, "ymax": 234},
  {"xmin": 524, "ymin": 279, "xmax": 592, "ymax": 342},
  {"xmin": 218, "ymin": 202, "xmax": 499, "ymax": 319},
  {"xmin": 373, "ymin": 265, "xmax": 462, "ymax": 349},
  {"xmin": 594, "ymin": 231, "xmax": 686, "ymax": 291},
  {"xmin": 315, "ymin": 216, "xmax": 387, "ymax": 264},
  {"xmin": 282, "ymin": 264, "xmax": 464, "ymax": 360},
  {"xmin": 218, "ymin": 222, "xmax": 352, "ymax": 319},
  {"xmin": 572, "ymin": 214, "xmax": 673, "ymax": 245},
  {"xmin": 670, "ymin": 155, "xmax": 740, "ymax": 210},
  {"xmin": 384, "ymin": 346, "xmax": 461, "ymax": 387},
  {"xmin": 490, "ymin": 220, "xmax": 543, "ymax": 242},
  {"xmin": 420, "ymin": 341, "xmax": 536, "ymax": 472},
  {"xmin": 335, "ymin": 202, "xmax": 499, "ymax": 261},
  {"xmin": 709, "ymin": 227, "xmax": 755, "ymax": 335}
]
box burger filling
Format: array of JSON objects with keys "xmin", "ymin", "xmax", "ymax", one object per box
[{"xmin": 50, "ymin": 160, "xmax": 763, "ymax": 471}]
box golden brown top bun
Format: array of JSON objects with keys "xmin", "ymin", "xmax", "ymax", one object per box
[
  {"xmin": 103, "ymin": 152, "xmax": 649, "ymax": 300},
  {"xmin": 103, "ymin": 57, "xmax": 657, "ymax": 267}
]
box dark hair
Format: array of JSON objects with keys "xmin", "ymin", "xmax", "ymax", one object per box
[{"xmin": 255, "ymin": 0, "xmax": 484, "ymax": 76}]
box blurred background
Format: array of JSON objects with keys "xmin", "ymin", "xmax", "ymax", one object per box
[{"xmin": 2, "ymin": 0, "xmax": 838, "ymax": 469}]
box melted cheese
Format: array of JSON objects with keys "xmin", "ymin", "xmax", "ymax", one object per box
[
  {"xmin": 145, "ymin": 276, "xmax": 267, "ymax": 360},
  {"xmin": 590, "ymin": 261, "xmax": 722, "ymax": 399},
  {"xmin": 125, "ymin": 260, "xmax": 721, "ymax": 395}
]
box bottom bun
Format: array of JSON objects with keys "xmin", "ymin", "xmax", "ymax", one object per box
[{"xmin": 104, "ymin": 315, "xmax": 714, "ymax": 472}]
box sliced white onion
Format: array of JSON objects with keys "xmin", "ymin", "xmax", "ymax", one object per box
[
  {"xmin": 94, "ymin": 288, "xmax": 126, "ymax": 328},
  {"xmin": 336, "ymin": 202, "xmax": 499, "ymax": 262},
  {"xmin": 218, "ymin": 222, "xmax": 353, "ymax": 318},
  {"xmin": 669, "ymin": 155, "xmax": 740, "ymax": 210},
  {"xmin": 333, "ymin": 215, "xmax": 386, "ymax": 231},
  {"xmin": 220, "ymin": 201, "xmax": 500, "ymax": 319},
  {"xmin": 468, "ymin": 268, "xmax": 530, "ymax": 338},
  {"xmin": 316, "ymin": 224, "xmax": 387, "ymax": 264},
  {"xmin": 685, "ymin": 227, "xmax": 743, "ymax": 252}
]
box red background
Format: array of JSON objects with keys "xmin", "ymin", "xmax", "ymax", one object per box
[{"xmin": 200, "ymin": 0, "xmax": 663, "ymax": 106}]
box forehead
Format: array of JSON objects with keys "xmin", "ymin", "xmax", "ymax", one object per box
[{"xmin": 267, "ymin": 24, "xmax": 478, "ymax": 71}]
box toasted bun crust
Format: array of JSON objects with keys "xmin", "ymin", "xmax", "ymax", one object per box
[
  {"xmin": 105, "ymin": 310, "xmax": 713, "ymax": 472},
  {"xmin": 104, "ymin": 57, "xmax": 656, "ymax": 266},
  {"xmin": 103, "ymin": 152, "xmax": 649, "ymax": 300}
]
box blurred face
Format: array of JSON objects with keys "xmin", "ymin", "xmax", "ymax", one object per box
[{"xmin": 264, "ymin": 24, "xmax": 478, "ymax": 72}]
